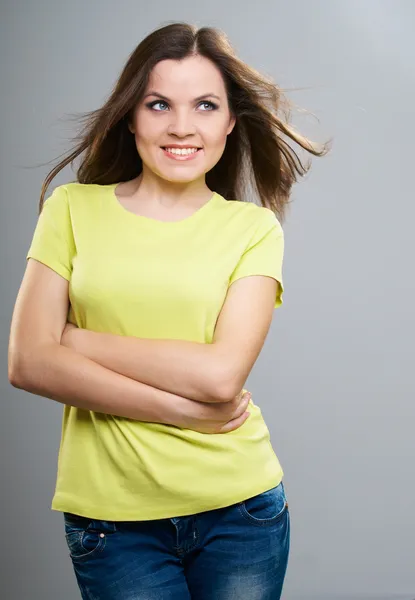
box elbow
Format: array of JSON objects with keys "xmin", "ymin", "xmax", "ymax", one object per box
[
  {"xmin": 9, "ymin": 374, "xmax": 26, "ymax": 390},
  {"xmin": 213, "ymin": 367, "xmax": 243, "ymax": 403},
  {"xmin": 8, "ymin": 348, "xmax": 37, "ymax": 391},
  {"xmin": 8, "ymin": 361, "xmax": 26, "ymax": 389},
  {"xmin": 217, "ymin": 384, "xmax": 243, "ymax": 404},
  {"xmin": 202, "ymin": 352, "xmax": 245, "ymax": 403},
  {"xmin": 8, "ymin": 338, "xmax": 31, "ymax": 389}
]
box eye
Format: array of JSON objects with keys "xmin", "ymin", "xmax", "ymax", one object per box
[
  {"xmin": 198, "ymin": 101, "xmax": 218, "ymax": 111},
  {"xmin": 147, "ymin": 100, "xmax": 169, "ymax": 111},
  {"xmin": 145, "ymin": 99, "xmax": 219, "ymax": 112}
]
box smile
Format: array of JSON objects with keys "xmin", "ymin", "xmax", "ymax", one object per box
[{"xmin": 161, "ymin": 147, "xmax": 202, "ymax": 161}]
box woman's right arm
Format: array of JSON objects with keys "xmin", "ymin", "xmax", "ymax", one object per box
[
  {"xmin": 8, "ymin": 259, "xmax": 251, "ymax": 433},
  {"xmin": 8, "ymin": 259, "xmax": 188, "ymax": 424}
]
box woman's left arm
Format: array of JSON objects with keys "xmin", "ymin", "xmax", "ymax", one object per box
[{"xmin": 62, "ymin": 276, "xmax": 278, "ymax": 404}]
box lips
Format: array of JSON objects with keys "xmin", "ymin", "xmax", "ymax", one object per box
[
  {"xmin": 161, "ymin": 147, "xmax": 202, "ymax": 161},
  {"xmin": 161, "ymin": 146, "xmax": 202, "ymax": 150}
]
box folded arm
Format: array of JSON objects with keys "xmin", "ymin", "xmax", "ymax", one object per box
[
  {"xmin": 8, "ymin": 259, "xmax": 198, "ymax": 427},
  {"xmin": 62, "ymin": 275, "xmax": 278, "ymax": 403}
]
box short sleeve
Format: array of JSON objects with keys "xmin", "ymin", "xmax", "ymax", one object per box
[
  {"xmin": 229, "ymin": 209, "xmax": 285, "ymax": 308},
  {"xmin": 26, "ymin": 185, "xmax": 76, "ymax": 281}
]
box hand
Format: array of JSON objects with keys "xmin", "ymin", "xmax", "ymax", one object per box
[
  {"xmin": 61, "ymin": 322, "xmax": 79, "ymax": 349},
  {"xmin": 173, "ymin": 389, "xmax": 252, "ymax": 434}
]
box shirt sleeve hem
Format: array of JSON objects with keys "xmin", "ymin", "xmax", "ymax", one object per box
[{"xmin": 26, "ymin": 255, "xmax": 71, "ymax": 281}]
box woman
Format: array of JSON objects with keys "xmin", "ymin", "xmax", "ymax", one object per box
[{"xmin": 8, "ymin": 22, "xmax": 329, "ymax": 600}]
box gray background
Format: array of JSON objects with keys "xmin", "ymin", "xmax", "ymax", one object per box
[{"xmin": 1, "ymin": 1, "xmax": 414, "ymax": 599}]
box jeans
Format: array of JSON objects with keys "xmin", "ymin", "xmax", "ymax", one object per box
[{"xmin": 63, "ymin": 480, "xmax": 290, "ymax": 599}]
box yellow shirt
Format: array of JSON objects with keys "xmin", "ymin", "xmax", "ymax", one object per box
[{"xmin": 27, "ymin": 182, "xmax": 285, "ymax": 520}]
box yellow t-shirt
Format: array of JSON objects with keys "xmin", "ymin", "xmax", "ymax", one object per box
[{"xmin": 27, "ymin": 182, "xmax": 285, "ymax": 521}]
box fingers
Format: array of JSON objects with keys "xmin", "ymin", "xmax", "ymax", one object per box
[
  {"xmin": 224, "ymin": 392, "xmax": 251, "ymax": 431},
  {"xmin": 218, "ymin": 411, "xmax": 250, "ymax": 433},
  {"xmin": 237, "ymin": 393, "xmax": 251, "ymax": 415},
  {"xmin": 232, "ymin": 390, "xmax": 251, "ymax": 408}
]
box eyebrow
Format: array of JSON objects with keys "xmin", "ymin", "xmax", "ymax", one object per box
[{"xmin": 143, "ymin": 91, "xmax": 221, "ymax": 102}]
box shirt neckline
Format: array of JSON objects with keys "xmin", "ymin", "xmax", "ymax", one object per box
[{"xmin": 107, "ymin": 183, "xmax": 219, "ymax": 228}]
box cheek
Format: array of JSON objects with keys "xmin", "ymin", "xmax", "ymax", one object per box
[
  {"xmin": 134, "ymin": 120, "xmax": 152, "ymax": 144},
  {"xmin": 205, "ymin": 127, "xmax": 230, "ymax": 156},
  {"xmin": 133, "ymin": 121, "xmax": 162, "ymax": 161},
  {"xmin": 133, "ymin": 111, "xmax": 162, "ymax": 142},
  {"xmin": 201, "ymin": 121, "xmax": 230, "ymax": 146}
]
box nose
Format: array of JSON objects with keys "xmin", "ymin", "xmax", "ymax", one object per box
[{"xmin": 167, "ymin": 109, "xmax": 196, "ymax": 137}]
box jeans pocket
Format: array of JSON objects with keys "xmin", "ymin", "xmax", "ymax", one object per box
[
  {"xmin": 63, "ymin": 512, "xmax": 108, "ymax": 562},
  {"xmin": 238, "ymin": 481, "xmax": 289, "ymax": 526}
]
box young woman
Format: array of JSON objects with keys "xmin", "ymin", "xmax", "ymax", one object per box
[{"xmin": 8, "ymin": 21, "xmax": 328, "ymax": 600}]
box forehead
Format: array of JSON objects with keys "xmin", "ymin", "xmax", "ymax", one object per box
[{"xmin": 147, "ymin": 55, "xmax": 226, "ymax": 96}]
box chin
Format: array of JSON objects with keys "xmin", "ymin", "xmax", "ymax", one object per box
[
  {"xmin": 156, "ymin": 169, "xmax": 206, "ymax": 184},
  {"xmin": 165, "ymin": 176, "xmax": 202, "ymax": 184}
]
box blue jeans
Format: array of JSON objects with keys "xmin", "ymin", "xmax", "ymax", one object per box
[{"xmin": 63, "ymin": 481, "xmax": 290, "ymax": 599}]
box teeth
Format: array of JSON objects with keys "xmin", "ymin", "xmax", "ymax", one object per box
[{"xmin": 164, "ymin": 148, "xmax": 199, "ymax": 155}]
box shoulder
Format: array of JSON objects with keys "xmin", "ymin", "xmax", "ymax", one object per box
[
  {"xmin": 218, "ymin": 195, "xmax": 282, "ymax": 234},
  {"xmin": 58, "ymin": 182, "xmax": 104, "ymax": 201},
  {"xmin": 44, "ymin": 182, "xmax": 109, "ymax": 212}
]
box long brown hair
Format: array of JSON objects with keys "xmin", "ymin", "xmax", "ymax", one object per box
[{"xmin": 39, "ymin": 22, "xmax": 331, "ymax": 222}]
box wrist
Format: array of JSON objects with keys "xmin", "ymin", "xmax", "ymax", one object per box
[{"xmin": 149, "ymin": 387, "xmax": 192, "ymax": 428}]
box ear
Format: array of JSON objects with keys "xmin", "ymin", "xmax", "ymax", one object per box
[
  {"xmin": 227, "ymin": 114, "xmax": 236, "ymax": 136},
  {"xmin": 128, "ymin": 121, "xmax": 135, "ymax": 134}
]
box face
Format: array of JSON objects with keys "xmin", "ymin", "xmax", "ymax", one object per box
[{"xmin": 129, "ymin": 55, "xmax": 236, "ymax": 184}]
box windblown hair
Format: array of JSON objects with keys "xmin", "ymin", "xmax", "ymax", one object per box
[{"xmin": 40, "ymin": 21, "xmax": 331, "ymax": 222}]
